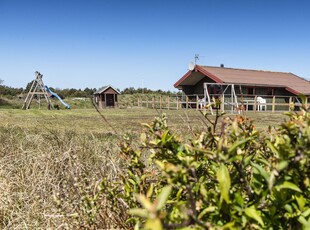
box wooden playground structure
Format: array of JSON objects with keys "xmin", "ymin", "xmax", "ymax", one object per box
[
  {"xmin": 22, "ymin": 71, "xmax": 53, "ymax": 109},
  {"xmin": 22, "ymin": 71, "xmax": 70, "ymax": 110}
]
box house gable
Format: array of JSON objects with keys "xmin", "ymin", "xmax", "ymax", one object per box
[{"xmin": 94, "ymin": 85, "xmax": 121, "ymax": 95}]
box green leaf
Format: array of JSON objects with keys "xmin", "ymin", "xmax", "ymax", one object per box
[
  {"xmin": 298, "ymin": 216, "xmax": 310, "ymax": 228},
  {"xmin": 267, "ymin": 141, "xmax": 279, "ymax": 155},
  {"xmin": 155, "ymin": 160, "xmax": 165, "ymax": 170},
  {"xmin": 135, "ymin": 194, "xmax": 153, "ymax": 210},
  {"xmin": 176, "ymin": 188, "xmax": 183, "ymax": 200},
  {"xmin": 234, "ymin": 192, "xmax": 244, "ymax": 207},
  {"xmin": 245, "ymin": 206, "xmax": 264, "ymax": 227},
  {"xmin": 178, "ymin": 227, "xmax": 194, "ymax": 230},
  {"xmin": 161, "ymin": 130, "xmax": 170, "ymax": 143},
  {"xmin": 277, "ymin": 160, "xmax": 289, "ymax": 171},
  {"xmin": 217, "ymin": 164, "xmax": 231, "ymax": 203},
  {"xmin": 198, "ymin": 206, "xmax": 216, "ymax": 219},
  {"xmin": 228, "ymin": 137, "xmax": 250, "ymax": 155},
  {"xmin": 244, "ymin": 154, "xmax": 255, "ymax": 166},
  {"xmin": 275, "ymin": 181, "xmax": 302, "ymax": 193},
  {"xmin": 128, "ymin": 178, "xmax": 136, "ymax": 186},
  {"xmin": 284, "ymin": 204, "xmax": 293, "ymax": 213},
  {"xmin": 251, "ymin": 162, "xmax": 270, "ymax": 182},
  {"xmin": 155, "ymin": 185, "xmax": 172, "ymax": 211},
  {"xmin": 147, "ymin": 184, "xmax": 154, "ymax": 199},
  {"xmin": 296, "ymin": 195, "xmax": 305, "ymax": 211},
  {"xmin": 145, "ymin": 218, "xmax": 163, "ymax": 230},
  {"xmin": 222, "ymin": 221, "xmax": 237, "ymax": 230},
  {"xmin": 129, "ymin": 208, "xmax": 149, "ymax": 218},
  {"xmin": 302, "ymin": 208, "xmax": 310, "ymax": 218}
]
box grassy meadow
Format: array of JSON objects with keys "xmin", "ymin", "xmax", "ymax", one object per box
[{"xmin": 0, "ymin": 107, "xmax": 287, "ymax": 228}]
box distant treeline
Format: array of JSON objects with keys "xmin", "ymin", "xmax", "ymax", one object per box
[
  {"xmin": 122, "ymin": 87, "xmax": 178, "ymax": 95},
  {"xmin": 0, "ymin": 80, "xmax": 178, "ymax": 98}
]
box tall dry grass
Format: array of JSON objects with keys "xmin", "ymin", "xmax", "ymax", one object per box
[{"xmin": 0, "ymin": 124, "xmax": 127, "ymax": 229}]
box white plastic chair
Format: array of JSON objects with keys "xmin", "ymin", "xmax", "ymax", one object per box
[{"xmin": 256, "ymin": 96, "xmax": 267, "ymax": 111}]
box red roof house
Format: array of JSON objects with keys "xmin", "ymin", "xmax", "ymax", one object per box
[{"xmin": 174, "ymin": 65, "xmax": 310, "ymax": 96}]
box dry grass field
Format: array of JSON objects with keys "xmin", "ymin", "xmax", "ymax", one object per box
[{"xmin": 0, "ymin": 108, "xmax": 287, "ymax": 228}]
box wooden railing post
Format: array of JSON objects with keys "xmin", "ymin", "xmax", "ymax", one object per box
[
  {"xmin": 186, "ymin": 96, "xmax": 189, "ymax": 109},
  {"xmin": 272, "ymin": 96, "xmax": 275, "ymax": 112},
  {"xmin": 289, "ymin": 97, "xmax": 292, "ymax": 111},
  {"xmin": 159, "ymin": 96, "xmax": 162, "ymax": 110},
  {"xmin": 152, "ymin": 96, "xmax": 155, "ymax": 109},
  {"xmin": 254, "ymin": 96, "xmax": 257, "ymax": 112},
  {"xmin": 196, "ymin": 95, "xmax": 199, "ymax": 110}
]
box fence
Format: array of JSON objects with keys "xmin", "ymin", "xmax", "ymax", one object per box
[{"xmin": 118, "ymin": 94, "xmax": 310, "ymax": 113}]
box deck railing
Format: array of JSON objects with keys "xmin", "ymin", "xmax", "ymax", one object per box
[{"xmin": 118, "ymin": 94, "xmax": 309, "ymax": 112}]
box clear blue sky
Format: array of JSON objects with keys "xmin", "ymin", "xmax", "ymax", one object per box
[{"xmin": 0, "ymin": 0, "xmax": 309, "ymax": 91}]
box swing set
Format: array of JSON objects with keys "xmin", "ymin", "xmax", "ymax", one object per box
[{"xmin": 202, "ymin": 83, "xmax": 240, "ymax": 115}]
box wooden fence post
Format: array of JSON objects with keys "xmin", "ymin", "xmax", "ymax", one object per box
[
  {"xmin": 254, "ymin": 96, "xmax": 257, "ymax": 112},
  {"xmin": 167, "ymin": 96, "xmax": 170, "ymax": 110},
  {"xmin": 196, "ymin": 95, "xmax": 199, "ymax": 110},
  {"xmin": 186, "ymin": 96, "xmax": 189, "ymax": 109},
  {"xmin": 159, "ymin": 96, "xmax": 162, "ymax": 110},
  {"xmin": 272, "ymin": 96, "xmax": 275, "ymax": 112},
  {"xmin": 152, "ymin": 96, "xmax": 155, "ymax": 109},
  {"xmin": 289, "ymin": 97, "xmax": 292, "ymax": 111}
]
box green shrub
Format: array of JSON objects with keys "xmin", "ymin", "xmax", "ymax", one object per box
[{"xmin": 98, "ymin": 103, "xmax": 310, "ymax": 229}]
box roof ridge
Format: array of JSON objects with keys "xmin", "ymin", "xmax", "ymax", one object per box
[{"xmin": 200, "ymin": 65, "xmax": 291, "ymax": 74}]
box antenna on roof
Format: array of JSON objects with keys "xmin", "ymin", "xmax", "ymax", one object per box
[{"xmin": 194, "ymin": 54, "xmax": 199, "ymax": 65}]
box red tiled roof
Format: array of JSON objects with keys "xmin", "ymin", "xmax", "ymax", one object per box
[{"xmin": 174, "ymin": 65, "xmax": 310, "ymax": 95}]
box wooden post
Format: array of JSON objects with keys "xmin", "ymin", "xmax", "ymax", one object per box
[
  {"xmin": 152, "ymin": 96, "xmax": 155, "ymax": 109},
  {"xmin": 160, "ymin": 96, "xmax": 162, "ymax": 110},
  {"xmin": 186, "ymin": 96, "xmax": 189, "ymax": 109},
  {"xmin": 196, "ymin": 95, "xmax": 199, "ymax": 110},
  {"xmin": 254, "ymin": 96, "xmax": 257, "ymax": 112},
  {"xmin": 176, "ymin": 97, "xmax": 179, "ymax": 110},
  {"xmin": 220, "ymin": 95, "xmax": 224, "ymax": 112},
  {"xmin": 272, "ymin": 96, "xmax": 275, "ymax": 112},
  {"xmin": 289, "ymin": 97, "xmax": 292, "ymax": 111},
  {"xmin": 104, "ymin": 94, "xmax": 107, "ymax": 108},
  {"xmin": 167, "ymin": 96, "xmax": 170, "ymax": 110}
]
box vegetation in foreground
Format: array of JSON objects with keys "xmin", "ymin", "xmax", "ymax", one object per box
[{"xmin": 0, "ymin": 105, "xmax": 308, "ymax": 229}]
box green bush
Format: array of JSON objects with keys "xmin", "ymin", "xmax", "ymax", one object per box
[{"xmin": 93, "ymin": 102, "xmax": 310, "ymax": 229}]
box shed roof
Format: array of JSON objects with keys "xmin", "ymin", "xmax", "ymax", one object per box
[
  {"xmin": 94, "ymin": 85, "xmax": 121, "ymax": 95},
  {"xmin": 174, "ymin": 65, "xmax": 310, "ymax": 95}
]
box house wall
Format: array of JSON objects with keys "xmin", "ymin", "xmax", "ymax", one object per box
[
  {"xmin": 104, "ymin": 88, "xmax": 119, "ymax": 94},
  {"xmin": 94, "ymin": 93, "xmax": 119, "ymax": 108},
  {"xmin": 181, "ymin": 76, "xmax": 215, "ymax": 96}
]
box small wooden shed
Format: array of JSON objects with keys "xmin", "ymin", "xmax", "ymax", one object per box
[{"xmin": 93, "ymin": 85, "xmax": 120, "ymax": 108}]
